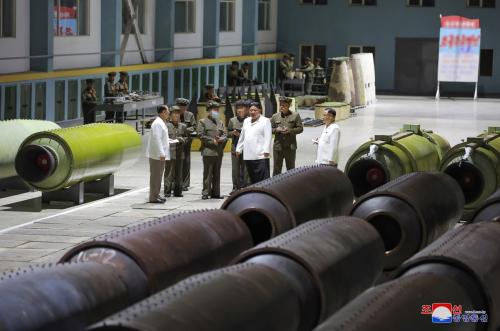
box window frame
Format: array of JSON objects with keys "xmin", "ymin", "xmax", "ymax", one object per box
[
  {"xmin": 0, "ymin": 0, "xmax": 16, "ymax": 38},
  {"xmin": 53, "ymin": 0, "xmax": 90, "ymax": 37},
  {"xmin": 300, "ymin": 0, "xmax": 328, "ymax": 4},
  {"xmin": 220, "ymin": 0, "xmax": 235, "ymax": 32},
  {"xmin": 407, "ymin": 0, "xmax": 435, "ymax": 6},
  {"xmin": 349, "ymin": 0, "xmax": 377, "ymax": 6},
  {"xmin": 466, "ymin": 0, "xmax": 496, "ymax": 7},
  {"xmin": 175, "ymin": 0, "xmax": 196, "ymax": 34},
  {"xmin": 258, "ymin": 0, "xmax": 271, "ymax": 31},
  {"xmin": 348, "ymin": 45, "xmax": 376, "ymax": 59}
]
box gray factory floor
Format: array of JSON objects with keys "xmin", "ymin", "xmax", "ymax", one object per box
[{"xmin": 0, "ymin": 95, "xmax": 498, "ymax": 272}]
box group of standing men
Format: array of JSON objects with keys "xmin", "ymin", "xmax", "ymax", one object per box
[
  {"xmin": 147, "ymin": 95, "xmax": 340, "ymax": 203},
  {"xmin": 278, "ymin": 54, "xmax": 325, "ymax": 95}
]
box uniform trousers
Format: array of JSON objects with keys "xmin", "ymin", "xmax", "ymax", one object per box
[
  {"xmin": 202, "ymin": 155, "xmax": 222, "ymax": 197},
  {"xmin": 273, "ymin": 148, "xmax": 296, "ymax": 176}
]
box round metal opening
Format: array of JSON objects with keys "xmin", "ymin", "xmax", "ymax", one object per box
[
  {"xmin": 444, "ymin": 162, "xmax": 484, "ymax": 204},
  {"xmin": 367, "ymin": 214, "xmax": 402, "ymax": 253},
  {"xmin": 348, "ymin": 159, "xmax": 388, "ymax": 197},
  {"xmin": 15, "ymin": 145, "xmax": 56, "ymax": 182},
  {"xmin": 239, "ymin": 210, "xmax": 273, "ymax": 245}
]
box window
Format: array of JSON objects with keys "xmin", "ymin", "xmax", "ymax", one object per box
[
  {"xmin": 152, "ymin": 72, "xmax": 160, "ymax": 93},
  {"xmin": 191, "ymin": 68, "xmax": 199, "ymax": 98},
  {"xmin": 161, "ymin": 71, "xmax": 168, "ymax": 100},
  {"xmin": 258, "ymin": 0, "xmax": 271, "ymax": 31},
  {"xmin": 349, "ymin": 45, "xmax": 376, "ymax": 60},
  {"xmin": 408, "ymin": 0, "xmax": 435, "ymax": 6},
  {"xmin": 67, "ymin": 80, "xmax": 78, "ymax": 120},
  {"xmin": 349, "ymin": 0, "xmax": 377, "ymax": 5},
  {"xmin": 220, "ymin": 0, "xmax": 235, "ymax": 32},
  {"xmin": 301, "ymin": 0, "xmax": 328, "ymax": 4},
  {"xmin": 4, "ymin": 86, "xmax": 16, "ymax": 120},
  {"xmin": 54, "ymin": 0, "xmax": 89, "ymax": 36},
  {"xmin": 0, "ymin": 0, "xmax": 15, "ymax": 37},
  {"xmin": 300, "ymin": 45, "xmax": 326, "ymax": 68},
  {"xmin": 122, "ymin": 0, "xmax": 145, "ymax": 34},
  {"xmin": 174, "ymin": 69, "xmax": 182, "ymax": 99},
  {"xmin": 35, "ymin": 83, "xmax": 46, "ymax": 120},
  {"xmin": 142, "ymin": 73, "xmax": 150, "ymax": 92},
  {"xmin": 175, "ymin": 0, "xmax": 195, "ymax": 33},
  {"xmin": 20, "ymin": 84, "xmax": 32, "ymax": 119},
  {"xmin": 183, "ymin": 69, "xmax": 190, "ymax": 96},
  {"xmin": 54, "ymin": 81, "xmax": 65, "ymax": 122},
  {"xmin": 467, "ymin": 0, "xmax": 495, "ymax": 7},
  {"xmin": 480, "ymin": 49, "xmax": 493, "ymax": 76}
]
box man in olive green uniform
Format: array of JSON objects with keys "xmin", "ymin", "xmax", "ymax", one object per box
[
  {"xmin": 227, "ymin": 100, "xmax": 250, "ymax": 192},
  {"xmin": 278, "ymin": 54, "xmax": 291, "ymax": 87},
  {"xmin": 176, "ymin": 97, "xmax": 196, "ymax": 191},
  {"xmin": 82, "ymin": 79, "xmax": 98, "ymax": 124},
  {"xmin": 115, "ymin": 71, "xmax": 129, "ymax": 122},
  {"xmin": 198, "ymin": 101, "xmax": 227, "ymax": 200},
  {"xmin": 104, "ymin": 72, "xmax": 117, "ymax": 121},
  {"xmin": 227, "ymin": 61, "xmax": 240, "ymax": 86},
  {"xmin": 164, "ymin": 107, "xmax": 189, "ymax": 197},
  {"xmin": 271, "ymin": 96, "xmax": 304, "ymax": 176}
]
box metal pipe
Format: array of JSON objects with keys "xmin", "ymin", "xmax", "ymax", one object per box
[
  {"xmin": 221, "ymin": 165, "xmax": 354, "ymax": 244},
  {"xmin": 350, "ymin": 172, "xmax": 464, "ymax": 270},
  {"xmin": 0, "ymin": 261, "xmax": 148, "ymax": 331}
]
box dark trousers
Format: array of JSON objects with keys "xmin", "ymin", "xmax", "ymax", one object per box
[
  {"xmin": 202, "ymin": 155, "xmax": 222, "ymax": 197},
  {"xmin": 231, "ymin": 152, "xmax": 250, "ymax": 190},
  {"xmin": 164, "ymin": 158, "xmax": 184, "ymax": 196},
  {"xmin": 245, "ymin": 159, "xmax": 270, "ymax": 184},
  {"xmin": 149, "ymin": 158, "xmax": 165, "ymax": 202},
  {"xmin": 273, "ymin": 148, "xmax": 296, "ymax": 176},
  {"xmin": 105, "ymin": 111, "xmax": 115, "ymax": 122},
  {"xmin": 182, "ymin": 139, "xmax": 192, "ymax": 189},
  {"xmin": 82, "ymin": 104, "xmax": 96, "ymax": 125}
]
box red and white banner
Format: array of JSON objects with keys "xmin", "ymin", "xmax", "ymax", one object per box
[{"xmin": 437, "ymin": 16, "xmax": 481, "ymax": 83}]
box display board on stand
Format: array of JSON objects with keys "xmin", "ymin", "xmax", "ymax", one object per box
[{"xmin": 436, "ymin": 15, "xmax": 481, "ymax": 100}]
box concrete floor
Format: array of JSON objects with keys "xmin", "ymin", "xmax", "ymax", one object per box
[{"xmin": 0, "ymin": 95, "xmax": 498, "ymax": 272}]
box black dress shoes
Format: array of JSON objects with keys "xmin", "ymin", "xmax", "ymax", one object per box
[
  {"xmin": 211, "ymin": 195, "xmax": 224, "ymax": 199},
  {"xmin": 174, "ymin": 194, "xmax": 184, "ymax": 197},
  {"xmin": 202, "ymin": 195, "xmax": 209, "ymax": 200}
]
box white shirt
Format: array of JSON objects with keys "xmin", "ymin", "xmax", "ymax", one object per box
[
  {"xmin": 315, "ymin": 123, "xmax": 340, "ymax": 165},
  {"xmin": 236, "ymin": 116, "xmax": 272, "ymax": 160},
  {"xmin": 146, "ymin": 117, "xmax": 170, "ymax": 160}
]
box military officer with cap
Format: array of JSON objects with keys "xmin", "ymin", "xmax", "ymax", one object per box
[
  {"xmin": 271, "ymin": 96, "xmax": 304, "ymax": 176},
  {"xmin": 227, "ymin": 100, "xmax": 250, "ymax": 192},
  {"xmin": 198, "ymin": 101, "xmax": 227, "ymax": 199},
  {"xmin": 202, "ymin": 84, "xmax": 221, "ymax": 102},
  {"xmin": 104, "ymin": 72, "xmax": 117, "ymax": 121},
  {"xmin": 164, "ymin": 106, "xmax": 189, "ymax": 197},
  {"xmin": 115, "ymin": 71, "xmax": 129, "ymax": 94},
  {"xmin": 82, "ymin": 79, "xmax": 98, "ymax": 124},
  {"xmin": 175, "ymin": 97, "xmax": 196, "ymax": 191}
]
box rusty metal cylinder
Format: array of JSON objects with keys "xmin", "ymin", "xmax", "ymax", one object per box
[
  {"xmin": 89, "ymin": 259, "xmax": 317, "ymax": 331},
  {"xmin": 0, "ymin": 261, "xmax": 148, "ymax": 331},
  {"xmin": 60, "ymin": 209, "xmax": 253, "ymax": 292},
  {"xmin": 471, "ymin": 189, "xmax": 500, "ymax": 223},
  {"xmin": 313, "ymin": 264, "xmax": 487, "ymax": 331},
  {"xmin": 221, "ymin": 165, "xmax": 354, "ymax": 244},
  {"xmin": 396, "ymin": 222, "xmax": 500, "ymax": 329},
  {"xmin": 350, "ymin": 172, "xmax": 464, "ymax": 270},
  {"xmin": 234, "ymin": 217, "xmax": 385, "ymax": 322}
]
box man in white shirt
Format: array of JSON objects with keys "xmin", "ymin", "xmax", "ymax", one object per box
[
  {"xmin": 146, "ymin": 105, "xmax": 170, "ymax": 203},
  {"xmin": 236, "ymin": 102, "xmax": 273, "ymax": 184},
  {"xmin": 314, "ymin": 108, "xmax": 340, "ymax": 167}
]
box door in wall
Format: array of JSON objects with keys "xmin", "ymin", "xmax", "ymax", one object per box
[{"xmin": 394, "ymin": 38, "xmax": 438, "ymax": 95}]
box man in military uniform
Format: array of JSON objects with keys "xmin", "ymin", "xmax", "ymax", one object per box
[
  {"xmin": 238, "ymin": 62, "xmax": 251, "ymax": 85},
  {"xmin": 299, "ymin": 57, "xmax": 315, "ymax": 95},
  {"xmin": 278, "ymin": 54, "xmax": 291, "ymax": 87},
  {"xmin": 176, "ymin": 97, "xmax": 196, "ymax": 191},
  {"xmin": 198, "ymin": 101, "xmax": 227, "ymax": 200},
  {"xmin": 114, "ymin": 71, "xmax": 129, "ymax": 122},
  {"xmin": 271, "ymin": 96, "xmax": 304, "ymax": 176},
  {"xmin": 227, "ymin": 61, "xmax": 240, "ymax": 86},
  {"xmin": 201, "ymin": 84, "xmax": 221, "ymax": 102},
  {"xmin": 81, "ymin": 79, "xmax": 98, "ymax": 125},
  {"xmin": 104, "ymin": 72, "xmax": 117, "ymax": 121},
  {"xmin": 227, "ymin": 100, "xmax": 250, "ymax": 192},
  {"xmin": 164, "ymin": 107, "xmax": 189, "ymax": 197}
]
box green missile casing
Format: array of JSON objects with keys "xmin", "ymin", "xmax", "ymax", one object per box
[
  {"xmin": 0, "ymin": 119, "xmax": 61, "ymax": 180},
  {"xmin": 346, "ymin": 124, "xmax": 450, "ymax": 197},
  {"xmin": 440, "ymin": 127, "xmax": 500, "ymax": 214},
  {"xmin": 15, "ymin": 123, "xmax": 142, "ymax": 191}
]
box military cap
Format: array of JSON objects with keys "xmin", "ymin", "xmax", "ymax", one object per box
[
  {"xmin": 107, "ymin": 72, "xmax": 117, "ymax": 77},
  {"xmin": 234, "ymin": 100, "xmax": 249, "ymax": 108},
  {"xmin": 279, "ymin": 96, "xmax": 292, "ymax": 104},
  {"xmin": 206, "ymin": 100, "xmax": 220, "ymax": 110},
  {"xmin": 119, "ymin": 71, "xmax": 128, "ymax": 76},
  {"xmin": 175, "ymin": 98, "xmax": 190, "ymax": 106},
  {"xmin": 171, "ymin": 105, "xmax": 181, "ymax": 112}
]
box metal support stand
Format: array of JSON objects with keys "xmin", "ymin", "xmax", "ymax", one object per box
[
  {"xmin": 435, "ymin": 81, "xmax": 440, "ymax": 100},
  {"xmin": 85, "ymin": 174, "xmax": 115, "ymax": 197},
  {"xmin": 0, "ymin": 176, "xmax": 34, "ymax": 192},
  {"xmin": 41, "ymin": 175, "xmax": 115, "ymax": 205},
  {"xmin": 120, "ymin": 0, "xmax": 148, "ymax": 64},
  {"xmin": 42, "ymin": 182, "xmax": 85, "ymax": 205}
]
